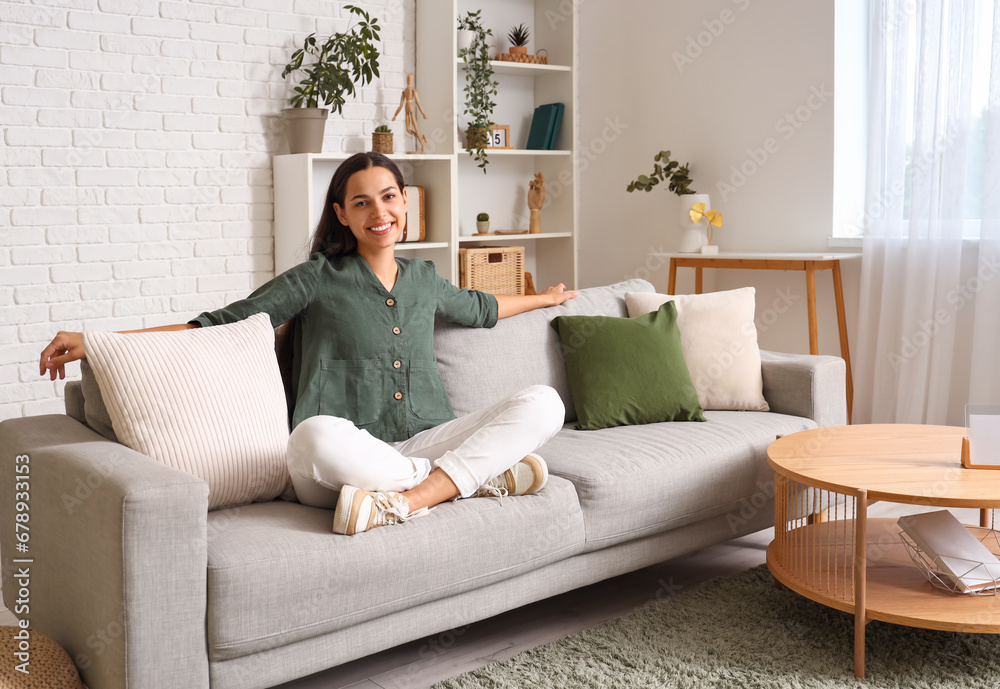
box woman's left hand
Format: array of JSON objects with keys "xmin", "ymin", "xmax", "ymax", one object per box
[
  {"xmin": 495, "ymin": 284, "xmax": 577, "ymax": 318},
  {"xmin": 540, "ymin": 283, "xmax": 577, "ymax": 306}
]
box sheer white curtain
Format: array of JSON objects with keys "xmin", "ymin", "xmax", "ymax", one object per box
[{"xmin": 854, "ymin": 0, "xmax": 1000, "ymax": 425}]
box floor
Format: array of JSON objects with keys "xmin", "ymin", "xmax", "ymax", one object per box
[{"xmin": 0, "ymin": 503, "xmax": 978, "ymax": 689}]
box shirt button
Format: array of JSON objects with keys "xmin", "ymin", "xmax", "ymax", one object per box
[
  {"xmin": 392, "ymin": 326, "xmax": 401, "ymax": 335},
  {"xmin": 393, "ymin": 360, "xmax": 401, "ymax": 369},
  {"xmin": 386, "ymin": 298, "xmax": 395, "ymax": 307},
  {"xmin": 394, "ymin": 392, "xmax": 403, "ymax": 400}
]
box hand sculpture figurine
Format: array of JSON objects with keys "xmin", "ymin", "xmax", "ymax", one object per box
[
  {"xmin": 527, "ymin": 172, "xmax": 545, "ymax": 234},
  {"xmin": 392, "ymin": 74, "xmax": 428, "ymax": 154}
]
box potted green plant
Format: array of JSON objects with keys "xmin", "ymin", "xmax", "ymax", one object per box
[
  {"xmin": 457, "ymin": 10, "xmax": 498, "ymax": 171},
  {"xmin": 281, "ymin": 5, "xmax": 381, "ymax": 154},
  {"xmin": 476, "ymin": 212, "xmax": 490, "ymax": 234},
  {"xmin": 372, "ymin": 124, "xmax": 392, "ymax": 154},
  {"xmin": 507, "ymin": 24, "xmax": 529, "ymax": 55}
]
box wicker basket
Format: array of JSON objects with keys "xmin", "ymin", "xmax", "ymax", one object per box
[
  {"xmin": 459, "ymin": 246, "xmax": 525, "ymax": 295},
  {"xmin": 495, "ymin": 49, "xmax": 548, "ymax": 65}
]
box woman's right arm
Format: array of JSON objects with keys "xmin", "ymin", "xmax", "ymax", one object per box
[
  {"xmin": 39, "ymin": 323, "xmax": 200, "ymax": 381},
  {"xmin": 40, "ymin": 253, "xmax": 325, "ymax": 381}
]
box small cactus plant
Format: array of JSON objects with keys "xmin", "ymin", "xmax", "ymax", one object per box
[
  {"xmin": 477, "ymin": 212, "xmax": 489, "ymax": 222},
  {"xmin": 374, "ymin": 124, "xmax": 391, "ymax": 133}
]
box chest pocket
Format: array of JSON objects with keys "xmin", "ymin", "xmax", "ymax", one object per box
[
  {"xmin": 319, "ymin": 359, "xmax": 383, "ymax": 426},
  {"xmin": 407, "ymin": 360, "xmax": 455, "ymax": 422}
]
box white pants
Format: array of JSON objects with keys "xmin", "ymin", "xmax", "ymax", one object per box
[{"xmin": 287, "ymin": 384, "xmax": 566, "ymax": 509}]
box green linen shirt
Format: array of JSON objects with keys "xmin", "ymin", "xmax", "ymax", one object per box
[{"xmin": 190, "ymin": 252, "xmax": 498, "ymax": 441}]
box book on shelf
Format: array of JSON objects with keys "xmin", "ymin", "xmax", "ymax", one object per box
[
  {"xmin": 397, "ymin": 185, "xmax": 425, "ymax": 242},
  {"xmin": 526, "ymin": 103, "xmax": 564, "ymax": 150},
  {"xmin": 898, "ymin": 510, "xmax": 1000, "ymax": 593},
  {"xmin": 545, "ymin": 102, "xmax": 564, "ymax": 150}
]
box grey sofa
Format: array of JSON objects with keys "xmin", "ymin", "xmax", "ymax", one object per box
[{"xmin": 0, "ymin": 278, "xmax": 846, "ymax": 689}]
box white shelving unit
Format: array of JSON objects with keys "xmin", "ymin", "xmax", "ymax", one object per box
[{"xmin": 272, "ymin": 0, "xmax": 578, "ymax": 289}]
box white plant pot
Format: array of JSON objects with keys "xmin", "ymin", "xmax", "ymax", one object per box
[
  {"xmin": 476, "ymin": 220, "xmax": 490, "ymax": 234},
  {"xmin": 457, "ymin": 30, "xmax": 475, "ymax": 56},
  {"xmin": 676, "ymin": 193, "xmax": 712, "ymax": 253}
]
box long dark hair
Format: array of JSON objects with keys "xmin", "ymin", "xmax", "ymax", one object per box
[{"xmin": 274, "ymin": 152, "xmax": 406, "ymax": 419}]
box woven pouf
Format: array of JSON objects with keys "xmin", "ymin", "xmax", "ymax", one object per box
[{"xmin": 0, "ymin": 626, "xmax": 86, "ymax": 688}]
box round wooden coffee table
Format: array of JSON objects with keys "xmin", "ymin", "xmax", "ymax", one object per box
[{"xmin": 767, "ymin": 424, "xmax": 1000, "ymax": 678}]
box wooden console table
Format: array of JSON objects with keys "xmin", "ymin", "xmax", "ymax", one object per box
[{"xmin": 654, "ymin": 252, "xmax": 860, "ymax": 423}]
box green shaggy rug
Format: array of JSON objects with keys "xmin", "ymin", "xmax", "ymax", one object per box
[{"xmin": 432, "ymin": 565, "xmax": 1000, "ymax": 688}]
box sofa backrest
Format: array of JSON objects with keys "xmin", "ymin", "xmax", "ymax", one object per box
[
  {"xmin": 66, "ymin": 278, "xmax": 656, "ymax": 433},
  {"xmin": 434, "ymin": 279, "xmax": 654, "ymax": 422}
]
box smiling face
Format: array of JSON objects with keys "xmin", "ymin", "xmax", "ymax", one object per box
[{"xmin": 333, "ymin": 166, "xmax": 408, "ymax": 258}]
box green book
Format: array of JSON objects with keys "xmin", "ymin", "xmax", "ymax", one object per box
[
  {"xmin": 526, "ymin": 103, "xmax": 559, "ymax": 150},
  {"xmin": 545, "ymin": 102, "xmax": 564, "ymax": 149}
]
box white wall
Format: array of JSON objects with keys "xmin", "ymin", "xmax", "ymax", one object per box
[
  {"xmin": 0, "ymin": 0, "xmax": 414, "ymax": 421},
  {"xmin": 578, "ymin": 0, "xmax": 860, "ymax": 360},
  {"xmin": 2, "ymin": 0, "xmax": 856, "ymax": 420}
]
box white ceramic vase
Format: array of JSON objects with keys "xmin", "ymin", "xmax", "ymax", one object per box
[{"xmin": 677, "ymin": 193, "xmax": 711, "ymax": 253}]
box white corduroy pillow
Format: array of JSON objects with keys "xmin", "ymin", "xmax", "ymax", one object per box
[
  {"xmin": 625, "ymin": 288, "xmax": 769, "ymax": 412},
  {"xmin": 81, "ymin": 313, "xmax": 293, "ymax": 510}
]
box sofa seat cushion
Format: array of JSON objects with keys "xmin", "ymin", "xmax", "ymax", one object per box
[
  {"xmin": 204, "ymin": 475, "xmax": 585, "ymax": 661},
  {"xmin": 539, "ymin": 411, "xmax": 817, "ymax": 552}
]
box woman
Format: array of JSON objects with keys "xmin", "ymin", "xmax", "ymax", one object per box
[{"xmin": 39, "ymin": 152, "xmax": 576, "ymax": 535}]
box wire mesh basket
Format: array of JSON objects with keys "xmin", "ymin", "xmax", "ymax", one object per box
[{"xmin": 900, "ymin": 526, "xmax": 1000, "ymax": 595}]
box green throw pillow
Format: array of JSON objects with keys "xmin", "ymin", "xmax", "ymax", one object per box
[{"xmin": 550, "ymin": 301, "xmax": 706, "ymax": 430}]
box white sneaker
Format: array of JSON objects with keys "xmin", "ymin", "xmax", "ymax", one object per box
[
  {"xmin": 475, "ymin": 453, "xmax": 549, "ymax": 499},
  {"xmin": 332, "ymin": 486, "xmax": 411, "ymax": 535}
]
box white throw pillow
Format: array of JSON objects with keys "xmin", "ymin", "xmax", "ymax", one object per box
[
  {"xmin": 81, "ymin": 313, "xmax": 293, "ymax": 510},
  {"xmin": 625, "ymin": 288, "xmax": 769, "ymax": 411}
]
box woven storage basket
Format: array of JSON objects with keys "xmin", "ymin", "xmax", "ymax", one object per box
[
  {"xmin": 459, "ymin": 246, "xmax": 525, "ymax": 295},
  {"xmin": 496, "ymin": 49, "xmax": 548, "ymax": 65}
]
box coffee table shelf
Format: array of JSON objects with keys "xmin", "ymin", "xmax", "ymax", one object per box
[
  {"xmin": 767, "ymin": 424, "xmax": 1000, "ymax": 678},
  {"xmin": 768, "ymin": 519, "xmax": 1000, "ymax": 632}
]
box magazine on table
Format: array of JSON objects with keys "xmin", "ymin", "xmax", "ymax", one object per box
[{"xmin": 898, "ymin": 510, "xmax": 1000, "ymax": 594}]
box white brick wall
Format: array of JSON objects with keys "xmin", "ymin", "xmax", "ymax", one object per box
[{"xmin": 0, "ymin": 0, "xmax": 416, "ymax": 420}]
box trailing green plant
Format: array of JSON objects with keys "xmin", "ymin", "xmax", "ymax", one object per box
[
  {"xmin": 457, "ymin": 10, "xmax": 498, "ymax": 172},
  {"xmin": 626, "ymin": 150, "xmax": 697, "ymax": 196},
  {"xmin": 507, "ymin": 23, "xmax": 529, "ymax": 47},
  {"xmin": 374, "ymin": 124, "xmax": 391, "ymax": 133},
  {"xmin": 282, "ymin": 5, "xmax": 381, "ymax": 111},
  {"xmin": 477, "ymin": 212, "xmax": 489, "ymax": 222}
]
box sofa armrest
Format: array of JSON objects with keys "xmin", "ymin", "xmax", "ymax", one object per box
[
  {"xmin": 0, "ymin": 415, "xmax": 210, "ymax": 689},
  {"xmin": 759, "ymin": 350, "xmax": 847, "ymax": 428}
]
